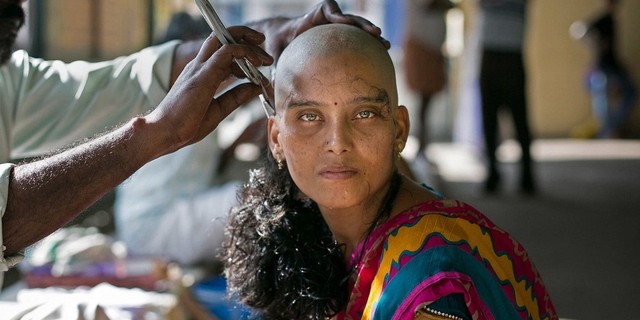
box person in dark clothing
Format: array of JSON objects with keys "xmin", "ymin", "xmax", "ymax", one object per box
[{"xmin": 478, "ymin": 0, "xmax": 535, "ymax": 193}]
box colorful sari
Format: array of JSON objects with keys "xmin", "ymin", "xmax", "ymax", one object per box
[{"xmin": 336, "ymin": 200, "xmax": 557, "ymax": 320}]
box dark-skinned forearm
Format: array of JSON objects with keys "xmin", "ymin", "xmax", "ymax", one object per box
[{"xmin": 2, "ymin": 117, "xmax": 163, "ymax": 255}]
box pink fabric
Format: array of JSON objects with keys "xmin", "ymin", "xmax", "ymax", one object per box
[{"xmin": 337, "ymin": 200, "xmax": 558, "ymax": 320}]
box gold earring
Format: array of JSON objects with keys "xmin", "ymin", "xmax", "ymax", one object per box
[{"xmin": 276, "ymin": 155, "xmax": 284, "ymax": 170}]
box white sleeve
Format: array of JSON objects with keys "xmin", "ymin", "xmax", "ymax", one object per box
[
  {"xmin": 8, "ymin": 40, "xmax": 179, "ymax": 159},
  {"xmin": 0, "ymin": 163, "xmax": 24, "ymax": 275}
]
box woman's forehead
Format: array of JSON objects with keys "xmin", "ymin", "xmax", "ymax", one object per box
[
  {"xmin": 276, "ymin": 78, "xmax": 396, "ymax": 117},
  {"xmin": 279, "ymin": 54, "xmax": 388, "ymax": 92},
  {"xmin": 277, "ymin": 72, "xmax": 391, "ymax": 111},
  {"xmin": 274, "ymin": 25, "xmax": 398, "ymax": 108}
]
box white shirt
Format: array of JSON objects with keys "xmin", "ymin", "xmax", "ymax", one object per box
[
  {"xmin": 113, "ymin": 100, "xmax": 263, "ymax": 265},
  {"xmin": 0, "ymin": 41, "xmax": 178, "ymax": 288}
]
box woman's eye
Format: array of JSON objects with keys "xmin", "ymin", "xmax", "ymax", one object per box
[
  {"xmin": 300, "ymin": 113, "xmax": 319, "ymax": 121},
  {"xmin": 355, "ymin": 110, "xmax": 375, "ymax": 119}
]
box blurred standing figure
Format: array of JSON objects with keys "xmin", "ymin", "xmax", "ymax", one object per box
[
  {"xmin": 571, "ymin": 0, "xmax": 636, "ymax": 139},
  {"xmin": 478, "ymin": 0, "xmax": 534, "ymax": 193},
  {"xmin": 402, "ymin": 0, "xmax": 452, "ymax": 157},
  {"xmin": 159, "ymin": 11, "xmax": 210, "ymax": 43}
]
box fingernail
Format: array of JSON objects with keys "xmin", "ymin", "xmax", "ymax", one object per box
[{"xmin": 260, "ymin": 51, "xmax": 273, "ymax": 62}]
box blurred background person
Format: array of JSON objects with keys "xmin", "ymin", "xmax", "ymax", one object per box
[
  {"xmin": 477, "ymin": 0, "xmax": 535, "ymax": 194},
  {"xmin": 402, "ymin": 0, "xmax": 453, "ymax": 161},
  {"xmin": 570, "ymin": 0, "xmax": 636, "ymax": 139},
  {"xmin": 158, "ymin": 10, "xmax": 209, "ymax": 44}
]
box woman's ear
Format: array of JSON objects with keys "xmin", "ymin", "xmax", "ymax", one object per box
[
  {"xmin": 267, "ymin": 116, "xmax": 280, "ymax": 156},
  {"xmin": 395, "ymin": 105, "xmax": 410, "ymax": 152}
]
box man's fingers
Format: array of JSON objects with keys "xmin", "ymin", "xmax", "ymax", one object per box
[
  {"xmin": 230, "ymin": 63, "xmax": 247, "ymax": 79},
  {"xmin": 211, "ymin": 41, "xmax": 273, "ymax": 67},
  {"xmin": 322, "ymin": 0, "xmax": 344, "ymax": 16},
  {"xmin": 339, "ymin": 13, "xmax": 382, "ymax": 37},
  {"xmin": 195, "ymin": 33, "xmax": 223, "ymax": 62},
  {"xmin": 228, "ymin": 26, "xmax": 266, "ymax": 45},
  {"xmin": 195, "ymin": 26, "xmax": 268, "ymax": 64},
  {"xmin": 319, "ymin": 4, "xmax": 390, "ymax": 49},
  {"xmin": 194, "ymin": 82, "xmax": 261, "ymax": 142},
  {"xmin": 339, "ymin": 13, "xmax": 390, "ymax": 49},
  {"xmin": 207, "ymin": 43, "xmax": 273, "ymax": 72},
  {"xmin": 243, "ymin": 45, "xmax": 274, "ymax": 68},
  {"xmin": 184, "ymin": 82, "xmax": 261, "ymax": 145},
  {"xmin": 310, "ymin": 0, "xmax": 391, "ymax": 49},
  {"xmin": 216, "ymin": 82, "xmax": 262, "ymax": 117}
]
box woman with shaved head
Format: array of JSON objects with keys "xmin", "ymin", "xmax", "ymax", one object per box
[{"xmin": 223, "ymin": 24, "xmax": 557, "ymax": 320}]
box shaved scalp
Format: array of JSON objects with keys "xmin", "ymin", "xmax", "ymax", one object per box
[{"xmin": 275, "ymin": 24, "xmax": 397, "ymax": 107}]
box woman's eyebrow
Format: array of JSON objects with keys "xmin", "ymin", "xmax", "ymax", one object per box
[
  {"xmin": 350, "ymin": 95, "xmax": 389, "ymax": 105},
  {"xmin": 350, "ymin": 90, "xmax": 389, "ymax": 105},
  {"xmin": 284, "ymin": 90, "xmax": 390, "ymax": 109},
  {"xmin": 286, "ymin": 99, "xmax": 324, "ymax": 109}
]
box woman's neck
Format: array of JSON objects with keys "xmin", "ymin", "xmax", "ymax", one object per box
[
  {"xmin": 317, "ymin": 172, "xmax": 398, "ymax": 260},
  {"xmin": 319, "ymin": 204, "xmax": 379, "ymax": 260},
  {"xmin": 320, "ymin": 175, "xmax": 441, "ymax": 259}
]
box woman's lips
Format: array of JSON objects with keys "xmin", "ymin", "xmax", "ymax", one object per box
[{"xmin": 319, "ymin": 166, "xmax": 358, "ymax": 180}]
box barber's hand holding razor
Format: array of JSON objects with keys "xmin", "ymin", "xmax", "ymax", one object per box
[{"xmin": 145, "ymin": 26, "xmax": 273, "ymax": 157}]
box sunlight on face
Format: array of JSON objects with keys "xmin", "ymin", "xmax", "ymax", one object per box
[{"xmin": 270, "ymin": 50, "xmax": 403, "ymax": 212}]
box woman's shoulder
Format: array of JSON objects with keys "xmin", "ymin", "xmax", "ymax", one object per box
[
  {"xmin": 370, "ymin": 199, "xmax": 557, "ymax": 319},
  {"xmin": 386, "ymin": 198, "xmax": 498, "ymax": 233},
  {"xmin": 393, "ymin": 177, "xmax": 494, "ymax": 226},
  {"xmin": 382, "ymin": 199, "xmax": 523, "ymax": 268}
]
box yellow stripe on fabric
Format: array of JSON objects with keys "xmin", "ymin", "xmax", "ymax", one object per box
[{"xmin": 361, "ymin": 214, "xmax": 539, "ymax": 319}]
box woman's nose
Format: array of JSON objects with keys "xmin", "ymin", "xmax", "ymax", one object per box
[{"xmin": 323, "ymin": 118, "xmax": 353, "ymax": 155}]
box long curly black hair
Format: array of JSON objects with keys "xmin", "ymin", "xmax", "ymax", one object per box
[{"xmin": 222, "ymin": 151, "xmax": 401, "ymax": 319}]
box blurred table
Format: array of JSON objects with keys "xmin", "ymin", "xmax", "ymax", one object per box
[{"xmin": 0, "ymin": 282, "xmax": 184, "ymax": 320}]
